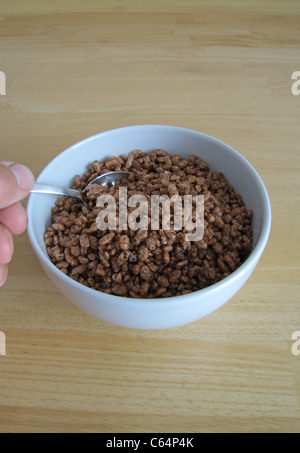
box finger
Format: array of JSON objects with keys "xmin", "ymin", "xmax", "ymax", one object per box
[
  {"xmin": 0, "ymin": 225, "xmax": 14, "ymax": 264},
  {"xmin": 0, "ymin": 161, "xmax": 35, "ymax": 209},
  {"xmin": 0, "ymin": 263, "xmax": 8, "ymax": 288},
  {"xmin": 0, "ymin": 202, "xmax": 28, "ymax": 235}
]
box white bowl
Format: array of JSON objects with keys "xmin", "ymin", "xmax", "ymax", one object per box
[{"xmin": 27, "ymin": 125, "xmax": 271, "ymax": 329}]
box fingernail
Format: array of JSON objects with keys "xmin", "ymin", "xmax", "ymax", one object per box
[
  {"xmin": 0, "ymin": 226, "xmax": 14, "ymax": 263},
  {"xmin": 0, "ymin": 264, "xmax": 7, "ymax": 287},
  {"xmin": 9, "ymin": 164, "xmax": 35, "ymax": 191},
  {"xmin": 0, "ymin": 224, "xmax": 13, "ymax": 239}
]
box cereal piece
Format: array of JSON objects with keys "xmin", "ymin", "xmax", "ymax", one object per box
[
  {"xmin": 95, "ymin": 265, "xmax": 106, "ymax": 277},
  {"xmin": 79, "ymin": 234, "xmax": 90, "ymax": 248},
  {"xmin": 111, "ymin": 283, "xmax": 128, "ymax": 296},
  {"xmin": 169, "ymin": 269, "xmax": 181, "ymax": 283},
  {"xmin": 71, "ymin": 264, "xmax": 87, "ymax": 276},
  {"xmin": 138, "ymin": 245, "xmax": 149, "ymax": 262},
  {"xmin": 119, "ymin": 235, "xmax": 130, "ymax": 250},
  {"xmin": 99, "ymin": 232, "xmax": 115, "ymax": 246},
  {"xmin": 52, "ymin": 223, "xmax": 65, "ymax": 232},
  {"xmin": 140, "ymin": 265, "xmax": 152, "ymax": 281}
]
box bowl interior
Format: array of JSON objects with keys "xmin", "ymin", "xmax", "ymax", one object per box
[{"xmin": 28, "ymin": 125, "xmax": 270, "ymax": 271}]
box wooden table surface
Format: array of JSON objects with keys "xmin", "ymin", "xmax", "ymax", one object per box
[{"xmin": 0, "ymin": 0, "xmax": 299, "ymax": 433}]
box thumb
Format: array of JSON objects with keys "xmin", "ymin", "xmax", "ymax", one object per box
[{"xmin": 0, "ymin": 161, "xmax": 35, "ymax": 209}]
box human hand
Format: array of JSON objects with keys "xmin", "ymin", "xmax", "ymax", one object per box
[{"xmin": 0, "ymin": 161, "xmax": 35, "ymax": 287}]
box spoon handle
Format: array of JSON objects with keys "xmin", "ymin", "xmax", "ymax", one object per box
[{"xmin": 31, "ymin": 183, "xmax": 80, "ymax": 199}]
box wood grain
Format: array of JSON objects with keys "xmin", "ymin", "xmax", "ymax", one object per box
[{"xmin": 0, "ymin": 0, "xmax": 299, "ymax": 433}]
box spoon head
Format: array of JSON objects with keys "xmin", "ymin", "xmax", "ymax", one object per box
[{"xmin": 83, "ymin": 171, "xmax": 134, "ymax": 193}]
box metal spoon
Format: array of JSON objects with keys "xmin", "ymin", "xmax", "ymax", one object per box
[{"xmin": 31, "ymin": 171, "xmax": 133, "ymax": 209}]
